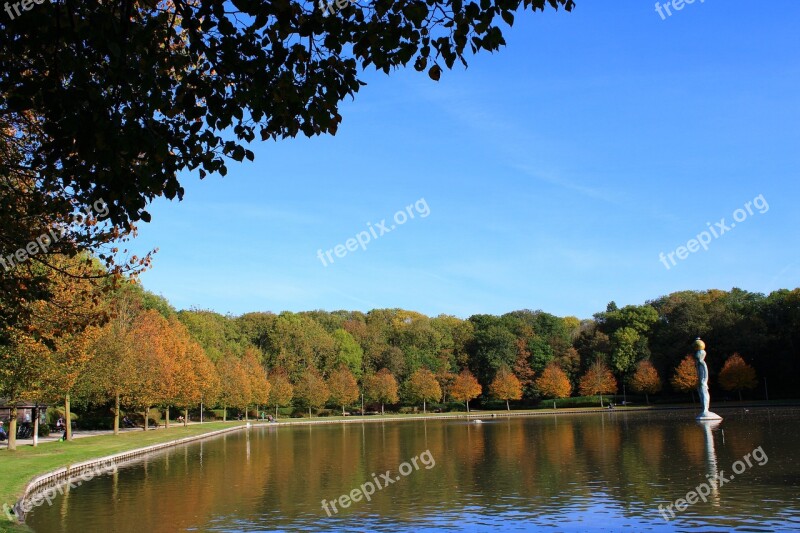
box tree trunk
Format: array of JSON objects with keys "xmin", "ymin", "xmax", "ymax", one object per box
[
  {"xmin": 645, "ymin": 393, "xmax": 649, "ymax": 405},
  {"xmin": 223, "ymin": 403, "xmax": 227, "ymax": 422},
  {"xmin": 381, "ymin": 403, "xmax": 384, "ymax": 415},
  {"xmin": 165, "ymin": 406, "xmax": 170, "ymax": 429},
  {"xmin": 599, "ymin": 395, "xmax": 603, "ymax": 407},
  {"xmin": 275, "ymin": 405, "xmax": 278, "ymax": 419},
  {"xmin": 739, "ymin": 390, "xmax": 743, "ymax": 402},
  {"xmin": 113, "ymin": 393, "xmax": 120, "ymax": 435},
  {"xmin": 32, "ymin": 407, "xmax": 39, "ymax": 447},
  {"xmin": 8, "ymin": 406, "xmax": 17, "ymax": 451},
  {"xmin": 143, "ymin": 408, "xmax": 149, "ymax": 431},
  {"xmin": 245, "ymin": 407, "xmax": 248, "ymax": 422},
  {"xmin": 342, "ymin": 405, "xmax": 346, "ymax": 416},
  {"xmin": 466, "ymin": 400, "xmax": 470, "ymax": 413},
  {"xmin": 184, "ymin": 408, "xmax": 189, "ymax": 427},
  {"xmin": 65, "ymin": 393, "xmax": 72, "ymax": 441},
  {"xmin": 309, "ymin": 407, "xmax": 312, "ymax": 418},
  {"xmin": 506, "ymin": 399, "xmax": 510, "ymax": 411},
  {"xmin": 423, "ymin": 399, "xmax": 426, "ymax": 414}
]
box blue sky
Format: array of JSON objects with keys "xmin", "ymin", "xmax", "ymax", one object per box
[{"xmin": 131, "ymin": 0, "xmax": 800, "ymax": 320}]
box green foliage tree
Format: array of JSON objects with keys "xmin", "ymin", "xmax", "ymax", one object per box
[{"xmin": 332, "ymin": 329, "xmax": 364, "ymax": 378}]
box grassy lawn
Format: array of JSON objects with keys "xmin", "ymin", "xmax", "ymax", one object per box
[{"xmin": 0, "ymin": 421, "xmax": 244, "ymax": 530}]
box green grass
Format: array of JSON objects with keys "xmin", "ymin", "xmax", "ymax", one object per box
[{"xmin": 0, "ymin": 421, "xmax": 244, "ymax": 530}]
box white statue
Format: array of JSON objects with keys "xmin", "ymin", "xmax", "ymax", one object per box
[{"xmin": 694, "ymin": 338, "xmax": 722, "ymax": 420}]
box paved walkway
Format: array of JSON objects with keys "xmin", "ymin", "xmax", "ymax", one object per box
[{"xmin": 3, "ymin": 421, "xmax": 208, "ymax": 447}]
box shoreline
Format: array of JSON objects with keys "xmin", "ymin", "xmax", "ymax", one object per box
[{"xmin": 7, "ymin": 402, "xmax": 798, "ymax": 526}]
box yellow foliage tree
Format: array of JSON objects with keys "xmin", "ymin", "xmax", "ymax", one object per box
[
  {"xmin": 363, "ymin": 368, "xmax": 399, "ymax": 415},
  {"xmin": 490, "ymin": 365, "xmax": 522, "ymax": 411},
  {"xmin": 407, "ymin": 368, "xmax": 442, "ymax": 413},
  {"xmin": 267, "ymin": 368, "xmax": 293, "ymax": 419},
  {"xmin": 327, "ymin": 365, "xmax": 360, "ymax": 415}
]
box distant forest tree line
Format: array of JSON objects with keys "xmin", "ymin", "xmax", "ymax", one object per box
[{"xmin": 1, "ymin": 255, "xmax": 797, "ymax": 449}]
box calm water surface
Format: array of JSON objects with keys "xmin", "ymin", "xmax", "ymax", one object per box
[{"xmin": 25, "ymin": 408, "xmax": 800, "ymax": 532}]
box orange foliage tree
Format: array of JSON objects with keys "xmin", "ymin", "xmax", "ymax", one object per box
[
  {"xmin": 490, "ymin": 365, "xmax": 522, "ymax": 411},
  {"xmin": 671, "ymin": 355, "xmax": 699, "ymax": 401},
  {"xmin": 363, "ymin": 368, "xmax": 399, "ymax": 415},
  {"xmin": 535, "ymin": 362, "xmax": 572, "ymax": 400},
  {"xmin": 267, "ymin": 368, "xmax": 293, "ymax": 419},
  {"xmin": 117, "ymin": 309, "xmax": 172, "ymax": 430},
  {"xmin": 242, "ymin": 347, "xmax": 271, "ymax": 420},
  {"xmin": 407, "ymin": 368, "xmax": 442, "ymax": 413},
  {"xmin": 719, "ymin": 353, "xmax": 757, "ymax": 401},
  {"xmin": 217, "ymin": 356, "xmax": 251, "ymax": 421},
  {"xmin": 578, "ymin": 360, "xmax": 617, "ymax": 407},
  {"xmin": 294, "ymin": 367, "xmax": 330, "ymax": 417},
  {"xmin": 327, "ymin": 365, "xmax": 360, "ymax": 415},
  {"xmin": 629, "ymin": 360, "xmax": 661, "ymax": 404},
  {"xmin": 450, "ymin": 369, "xmax": 482, "ymax": 412}
]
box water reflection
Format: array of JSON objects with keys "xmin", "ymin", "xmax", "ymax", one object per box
[
  {"xmin": 25, "ymin": 409, "xmax": 800, "ymax": 532},
  {"xmin": 698, "ymin": 419, "xmax": 722, "ymax": 506}
]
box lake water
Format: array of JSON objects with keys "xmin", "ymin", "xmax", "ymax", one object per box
[{"xmin": 24, "ymin": 408, "xmax": 800, "ymax": 532}]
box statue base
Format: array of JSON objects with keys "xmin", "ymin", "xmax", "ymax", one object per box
[{"xmin": 696, "ymin": 411, "xmax": 723, "ymax": 421}]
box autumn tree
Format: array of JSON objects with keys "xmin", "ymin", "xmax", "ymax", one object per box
[
  {"xmin": 671, "ymin": 355, "xmax": 699, "ymax": 401},
  {"xmin": 535, "ymin": 362, "xmax": 572, "ymax": 400},
  {"xmin": 578, "ymin": 360, "xmax": 617, "ymax": 407},
  {"xmin": 0, "ymin": 331, "xmax": 50, "ymax": 450},
  {"xmin": 512, "ymin": 338, "xmax": 536, "ymax": 398},
  {"xmin": 242, "ymin": 348, "xmax": 271, "ymax": 420},
  {"xmin": 363, "ymin": 368, "xmax": 399, "ymax": 415},
  {"xmin": 629, "ymin": 360, "xmax": 662, "ymax": 404},
  {"xmin": 216, "ymin": 356, "xmax": 251, "ymax": 421},
  {"xmin": 407, "ymin": 368, "xmax": 442, "ymax": 413},
  {"xmin": 719, "ymin": 353, "xmax": 757, "ymax": 401},
  {"xmin": 327, "ymin": 365, "xmax": 360, "ymax": 416},
  {"xmin": 435, "ymin": 368, "xmax": 456, "ymax": 404},
  {"xmin": 267, "ymin": 369, "xmax": 294, "ymax": 419},
  {"xmin": 122, "ymin": 310, "xmax": 182, "ymax": 430},
  {"xmin": 490, "ymin": 366, "xmax": 522, "ymax": 411},
  {"xmin": 77, "ymin": 283, "xmax": 144, "ymax": 435},
  {"xmin": 450, "ymin": 370, "xmax": 482, "ymax": 412},
  {"xmin": 294, "ymin": 368, "xmax": 330, "ymax": 417}
]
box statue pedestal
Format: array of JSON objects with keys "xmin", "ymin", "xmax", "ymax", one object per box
[{"xmin": 696, "ymin": 411, "xmax": 723, "ymax": 421}]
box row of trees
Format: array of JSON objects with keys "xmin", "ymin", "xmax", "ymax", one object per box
[{"xmin": 0, "ymin": 252, "xmax": 790, "ymax": 449}]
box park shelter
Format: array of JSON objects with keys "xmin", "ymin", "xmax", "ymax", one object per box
[{"xmin": 0, "ymin": 399, "xmax": 48, "ymax": 424}]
